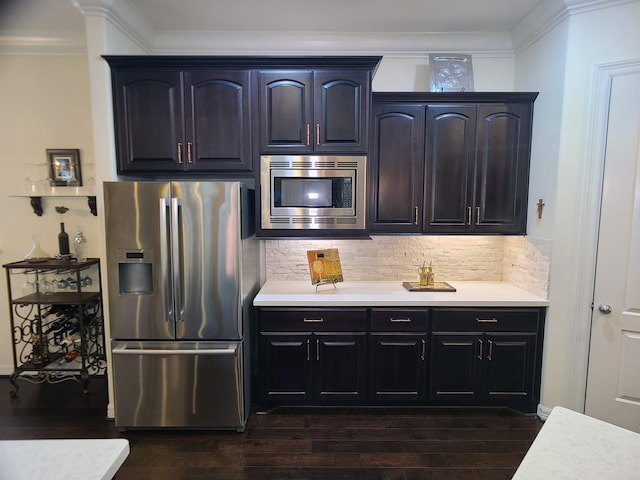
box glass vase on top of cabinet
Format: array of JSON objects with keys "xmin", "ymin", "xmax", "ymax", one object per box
[{"xmin": 3, "ymin": 258, "xmax": 106, "ymax": 396}]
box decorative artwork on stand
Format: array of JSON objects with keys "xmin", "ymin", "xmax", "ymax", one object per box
[
  {"xmin": 429, "ymin": 54, "xmax": 474, "ymax": 92},
  {"xmin": 47, "ymin": 149, "xmax": 82, "ymax": 186},
  {"xmin": 307, "ymin": 248, "xmax": 344, "ymax": 286}
]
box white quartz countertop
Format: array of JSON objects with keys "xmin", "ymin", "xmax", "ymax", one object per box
[
  {"xmin": 0, "ymin": 438, "xmax": 130, "ymax": 480},
  {"xmin": 253, "ymin": 280, "xmax": 549, "ymax": 307},
  {"xmin": 512, "ymin": 406, "xmax": 640, "ymax": 479}
]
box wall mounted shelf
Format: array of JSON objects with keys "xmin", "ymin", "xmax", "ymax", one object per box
[{"xmin": 10, "ymin": 194, "xmax": 97, "ymax": 216}]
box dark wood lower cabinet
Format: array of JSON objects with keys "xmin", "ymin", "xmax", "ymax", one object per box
[
  {"xmin": 258, "ymin": 333, "xmax": 313, "ymax": 403},
  {"xmin": 256, "ymin": 306, "xmax": 544, "ymax": 412},
  {"xmin": 257, "ymin": 332, "xmax": 366, "ymax": 405},
  {"xmin": 315, "ymin": 333, "xmax": 367, "ymax": 402},
  {"xmin": 369, "ymin": 333, "xmax": 427, "ymax": 402},
  {"xmin": 429, "ymin": 308, "xmax": 543, "ymax": 413}
]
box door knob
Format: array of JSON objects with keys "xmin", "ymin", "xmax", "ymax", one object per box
[{"xmin": 598, "ymin": 303, "xmax": 612, "ymax": 314}]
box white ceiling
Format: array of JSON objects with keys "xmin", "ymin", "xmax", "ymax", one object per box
[{"xmin": 0, "ymin": 0, "xmax": 549, "ymax": 54}]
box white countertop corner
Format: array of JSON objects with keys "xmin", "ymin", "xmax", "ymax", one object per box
[
  {"xmin": 512, "ymin": 406, "xmax": 640, "ymax": 480},
  {"xmin": 0, "ymin": 438, "xmax": 130, "ymax": 480}
]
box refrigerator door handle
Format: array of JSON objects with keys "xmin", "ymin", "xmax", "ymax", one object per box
[
  {"xmin": 171, "ymin": 196, "xmax": 185, "ymax": 322},
  {"xmin": 159, "ymin": 197, "xmax": 174, "ymax": 322},
  {"xmin": 112, "ymin": 345, "xmax": 238, "ymax": 355}
]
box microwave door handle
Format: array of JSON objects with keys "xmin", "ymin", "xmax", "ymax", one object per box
[
  {"xmin": 171, "ymin": 196, "xmax": 184, "ymax": 322},
  {"xmin": 159, "ymin": 198, "xmax": 174, "ymax": 322}
]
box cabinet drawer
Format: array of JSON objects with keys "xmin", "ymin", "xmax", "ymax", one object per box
[
  {"xmin": 431, "ymin": 308, "xmax": 540, "ymax": 332},
  {"xmin": 371, "ymin": 308, "xmax": 428, "ymax": 331},
  {"xmin": 259, "ymin": 308, "xmax": 367, "ymax": 331}
]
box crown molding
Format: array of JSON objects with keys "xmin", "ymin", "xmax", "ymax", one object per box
[
  {"xmin": 151, "ymin": 30, "xmax": 514, "ymax": 57},
  {"xmin": 511, "ymin": 0, "xmax": 637, "ymax": 54},
  {"xmin": 0, "ymin": 32, "xmax": 87, "ymax": 56},
  {"xmin": 71, "ymin": 0, "xmax": 153, "ymax": 53},
  {"xmin": 1, "ymin": 0, "xmax": 633, "ymax": 57}
]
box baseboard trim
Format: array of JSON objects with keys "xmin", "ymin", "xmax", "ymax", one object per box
[{"xmin": 537, "ymin": 403, "xmax": 553, "ymax": 420}]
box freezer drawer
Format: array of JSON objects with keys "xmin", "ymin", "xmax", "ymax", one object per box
[{"xmin": 111, "ymin": 341, "xmax": 246, "ymax": 430}]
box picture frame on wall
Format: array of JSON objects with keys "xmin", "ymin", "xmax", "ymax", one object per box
[
  {"xmin": 429, "ymin": 54, "xmax": 474, "ymax": 92},
  {"xmin": 47, "ymin": 149, "xmax": 82, "ymax": 186}
]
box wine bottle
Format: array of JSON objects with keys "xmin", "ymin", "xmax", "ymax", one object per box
[{"xmin": 58, "ymin": 222, "xmax": 70, "ymax": 255}]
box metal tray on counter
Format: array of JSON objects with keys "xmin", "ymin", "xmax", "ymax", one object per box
[{"xmin": 402, "ymin": 281, "xmax": 457, "ymax": 292}]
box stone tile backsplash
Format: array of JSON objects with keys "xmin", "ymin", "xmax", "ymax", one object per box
[{"xmin": 264, "ymin": 235, "xmax": 551, "ymax": 298}]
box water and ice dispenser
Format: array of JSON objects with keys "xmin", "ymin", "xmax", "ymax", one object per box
[{"xmin": 117, "ymin": 250, "xmax": 153, "ymax": 295}]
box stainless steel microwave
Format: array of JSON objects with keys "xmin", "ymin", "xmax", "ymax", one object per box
[{"xmin": 260, "ymin": 155, "xmax": 366, "ymax": 230}]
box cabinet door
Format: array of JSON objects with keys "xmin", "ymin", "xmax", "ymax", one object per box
[
  {"xmin": 258, "ymin": 332, "xmax": 313, "ymax": 404},
  {"xmin": 112, "ymin": 69, "xmax": 184, "ymax": 173},
  {"xmin": 369, "ymin": 333, "xmax": 427, "ymax": 401},
  {"xmin": 315, "ymin": 332, "xmax": 366, "ymax": 403},
  {"xmin": 184, "ymin": 70, "xmax": 253, "ymax": 172},
  {"xmin": 429, "ymin": 332, "xmax": 483, "ymax": 402},
  {"xmin": 424, "ymin": 105, "xmax": 476, "ymax": 233},
  {"xmin": 314, "ymin": 70, "xmax": 370, "ymax": 153},
  {"xmin": 474, "ymin": 104, "xmax": 532, "ymax": 233},
  {"xmin": 483, "ymin": 332, "xmax": 538, "ymax": 404},
  {"xmin": 369, "ymin": 103, "xmax": 425, "ymax": 233},
  {"xmin": 258, "ymin": 70, "xmax": 313, "ymax": 153}
]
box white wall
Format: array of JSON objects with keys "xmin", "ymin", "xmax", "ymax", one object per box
[
  {"xmin": 372, "ymin": 56, "xmax": 515, "ymax": 92},
  {"xmin": 0, "ymin": 55, "xmax": 98, "ymax": 373},
  {"xmin": 515, "ymin": 0, "xmax": 640, "ymax": 413}
]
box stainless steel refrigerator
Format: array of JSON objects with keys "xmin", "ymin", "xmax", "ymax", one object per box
[{"xmin": 103, "ymin": 181, "xmax": 259, "ymax": 430}]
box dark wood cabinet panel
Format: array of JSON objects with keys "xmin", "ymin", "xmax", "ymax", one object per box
[
  {"xmin": 430, "ymin": 333, "xmax": 483, "ymax": 399},
  {"xmin": 315, "ymin": 333, "xmax": 367, "ymax": 402},
  {"xmin": 473, "ymin": 104, "xmax": 532, "ymax": 233},
  {"xmin": 424, "ymin": 105, "xmax": 476, "ymax": 232},
  {"xmin": 258, "ymin": 333, "xmax": 313, "ymax": 403},
  {"xmin": 107, "ymin": 60, "xmax": 254, "ymax": 174},
  {"xmin": 483, "ymin": 332, "xmax": 537, "ymax": 400},
  {"xmin": 314, "ymin": 70, "xmax": 370, "ymax": 153},
  {"xmin": 429, "ymin": 307, "xmax": 543, "ymax": 412},
  {"xmin": 258, "ymin": 69, "xmax": 371, "ymax": 154},
  {"xmin": 184, "ymin": 70, "xmax": 253, "ymax": 171},
  {"xmin": 371, "ymin": 92, "xmax": 537, "ymax": 235},
  {"xmin": 369, "ymin": 333, "xmax": 427, "ymax": 401},
  {"xmin": 258, "ymin": 70, "xmax": 312, "ymax": 152},
  {"xmin": 111, "ymin": 69, "xmax": 184, "ymax": 172},
  {"xmin": 369, "ymin": 103, "xmax": 425, "ymax": 232}
]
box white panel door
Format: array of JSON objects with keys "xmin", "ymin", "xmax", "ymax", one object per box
[{"xmin": 585, "ymin": 67, "xmax": 640, "ymax": 432}]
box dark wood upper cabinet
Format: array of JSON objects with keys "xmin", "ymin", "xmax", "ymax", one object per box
[
  {"xmin": 425, "ymin": 102, "xmax": 533, "ymax": 233},
  {"xmin": 105, "ymin": 56, "xmax": 381, "ymax": 176},
  {"xmin": 105, "ymin": 56, "xmax": 253, "ymax": 174},
  {"xmin": 258, "ymin": 69, "xmax": 372, "ymax": 154},
  {"xmin": 110, "ymin": 68, "xmax": 184, "ymax": 173},
  {"xmin": 108, "ymin": 63, "xmax": 253, "ymax": 174},
  {"xmin": 369, "ymin": 103, "xmax": 425, "ymax": 232},
  {"xmin": 184, "ymin": 70, "xmax": 253, "ymax": 172},
  {"xmin": 370, "ymin": 92, "xmax": 537, "ymax": 235}
]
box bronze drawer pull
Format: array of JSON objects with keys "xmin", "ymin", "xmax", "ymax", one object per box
[
  {"xmin": 390, "ymin": 317, "xmax": 411, "ymax": 322},
  {"xmin": 476, "ymin": 318, "xmax": 498, "ymax": 323},
  {"xmin": 303, "ymin": 317, "xmax": 324, "ymax": 323}
]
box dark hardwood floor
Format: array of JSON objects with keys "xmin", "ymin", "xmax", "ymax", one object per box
[{"xmin": 0, "ymin": 376, "xmax": 542, "ymax": 479}]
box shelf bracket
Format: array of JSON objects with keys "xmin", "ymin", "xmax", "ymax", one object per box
[
  {"xmin": 88, "ymin": 196, "xmax": 97, "ymax": 216},
  {"xmin": 29, "ymin": 197, "xmax": 43, "ymax": 216}
]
